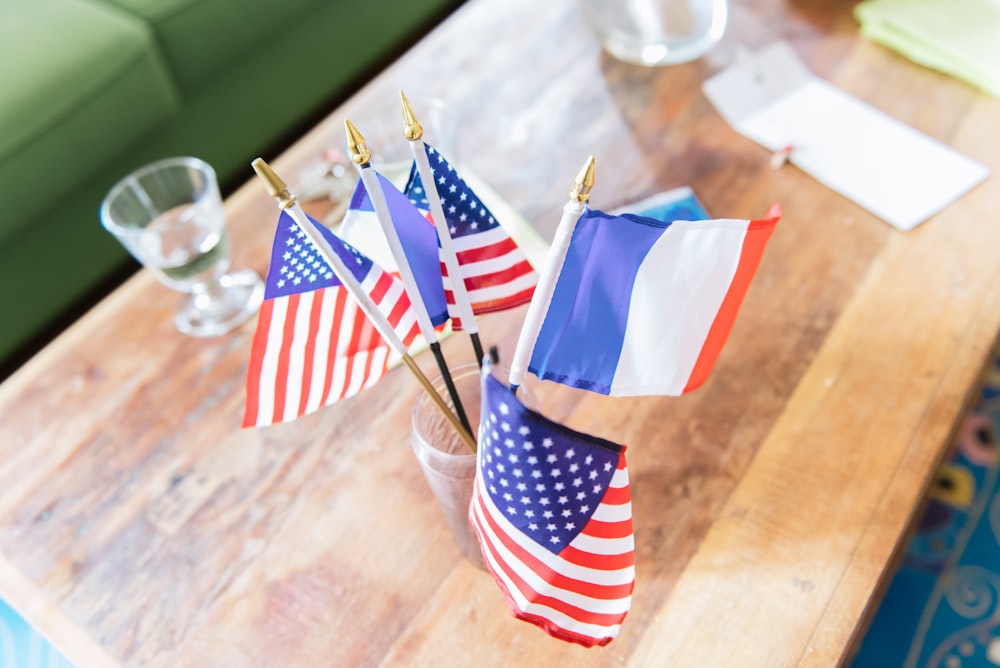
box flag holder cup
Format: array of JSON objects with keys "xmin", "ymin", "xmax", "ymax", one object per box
[{"xmin": 410, "ymin": 363, "xmax": 536, "ymax": 569}]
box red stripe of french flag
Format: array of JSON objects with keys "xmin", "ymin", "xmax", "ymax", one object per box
[{"xmin": 683, "ymin": 205, "xmax": 781, "ymax": 393}]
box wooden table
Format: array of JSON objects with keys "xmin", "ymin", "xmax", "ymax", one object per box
[{"xmin": 2, "ymin": 0, "xmax": 999, "ymax": 665}]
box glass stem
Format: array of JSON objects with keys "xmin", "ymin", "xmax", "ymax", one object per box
[{"xmin": 190, "ymin": 277, "xmax": 228, "ymax": 313}]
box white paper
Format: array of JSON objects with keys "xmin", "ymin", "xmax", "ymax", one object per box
[{"xmin": 703, "ymin": 42, "xmax": 989, "ymax": 230}]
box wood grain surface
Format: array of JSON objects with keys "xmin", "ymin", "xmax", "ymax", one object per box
[{"xmin": 2, "ymin": 0, "xmax": 999, "ymax": 665}]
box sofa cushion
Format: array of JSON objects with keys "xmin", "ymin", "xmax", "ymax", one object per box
[
  {"xmin": 0, "ymin": 0, "xmax": 179, "ymax": 244},
  {"xmin": 0, "ymin": 0, "xmax": 465, "ymax": 372},
  {"xmin": 102, "ymin": 0, "xmax": 324, "ymax": 95}
]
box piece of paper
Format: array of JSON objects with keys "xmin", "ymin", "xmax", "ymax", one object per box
[{"xmin": 703, "ymin": 41, "xmax": 989, "ymax": 230}]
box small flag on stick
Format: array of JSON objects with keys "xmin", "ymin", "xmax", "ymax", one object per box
[
  {"xmin": 243, "ymin": 210, "xmax": 419, "ymax": 427},
  {"xmin": 526, "ymin": 206, "xmax": 780, "ymax": 396},
  {"xmin": 509, "ymin": 155, "xmax": 780, "ymax": 396},
  {"xmin": 343, "ymin": 119, "xmax": 474, "ymax": 439},
  {"xmin": 244, "ymin": 158, "xmax": 475, "ymax": 451},
  {"xmin": 399, "ymin": 91, "xmax": 483, "ymax": 365},
  {"xmin": 341, "ymin": 173, "xmax": 450, "ymax": 327},
  {"xmin": 470, "ymin": 364, "xmax": 635, "ymax": 647},
  {"xmin": 405, "ymin": 145, "xmax": 538, "ymax": 330}
]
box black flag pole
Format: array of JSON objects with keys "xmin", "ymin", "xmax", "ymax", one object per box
[
  {"xmin": 252, "ymin": 158, "xmax": 476, "ymax": 451},
  {"xmin": 344, "ymin": 119, "xmax": 474, "ymax": 439}
]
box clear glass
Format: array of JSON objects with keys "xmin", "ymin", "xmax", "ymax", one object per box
[
  {"xmin": 411, "ymin": 363, "xmax": 536, "ymax": 569},
  {"xmin": 100, "ymin": 156, "xmax": 264, "ymax": 336},
  {"xmin": 578, "ymin": 0, "xmax": 728, "ymax": 66}
]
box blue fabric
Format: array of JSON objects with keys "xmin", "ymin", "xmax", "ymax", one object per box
[
  {"xmin": 264, "ymin": 211, "xmax": 371, "ymax": 300},
  {"xmin": 0, "ymin": 598, "xmax": 74, "ymax": 667},
  {"xmin": 348, "ymin": 172, "xmax": 449, "ymax": 326},
  {"xmin": 404, "ymin": 143, "xmax": 501, "ymax": 240},
  {"xmin": 527, "ymin": 190, "xmax": 710, "ymax": 395},
  {"xmin": 852, "ymin": 352, "xmax": 1000, "ymax": 667},
  {"xmin": 479, "ymin": 369, "xmax": 624, "ymax": 552},
  {"xmin": 528, "ymin": 209, "xmax": 667, "ymax": 394}
]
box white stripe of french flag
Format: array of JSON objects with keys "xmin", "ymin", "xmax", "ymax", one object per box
[{"xmin": 529, "ymin": 208, "xmax": 779, "ymax": 397}]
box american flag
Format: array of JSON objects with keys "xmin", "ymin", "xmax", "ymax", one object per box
[
  {"xmin": 405, "ymin": 144, "xmax": 537, "ymax": 330},
  {"xmin": 469, "ymin": 369, "xmax": 634, "ymax": 647},
  {"xmin": 243, "ymin": 211, "xmax": 419, "ymax": 427}
]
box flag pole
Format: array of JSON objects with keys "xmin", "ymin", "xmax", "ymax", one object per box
[
  {"xmin": 344, "ymin": 119, "xmax": 474, "ymax": 439},
  {"xmin": 508, "ymin": 156, "xmax": 595, "ymax": 392},
  {"xmin": 399, "ymin": 91, "xmax": 485, "ymax": 367},
  {"xmin": 251, "ymin": 158, "xmax": 477, "ymax": 452}
]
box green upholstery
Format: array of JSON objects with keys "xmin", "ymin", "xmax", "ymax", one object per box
[
  {"xmin": 0, "ymin": 0, "xmax": 463, "ymax": 373},
  {"xmin": 0, "ymin": 0, "xmax": 178, "ymax": 243},
  {"xmin": 101, "ymin": 0, "xmax": 322, "ymax": 93}
]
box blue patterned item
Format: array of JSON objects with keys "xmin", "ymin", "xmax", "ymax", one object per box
[
  {"xmin": 853, "ymin": 353, "xmax": 1000, "ymax": 667},
  {"xmin": 0, "ymin": 598, "xmax": 74, "ymax": 667}
]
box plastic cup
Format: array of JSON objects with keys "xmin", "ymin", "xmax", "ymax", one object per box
[{"xmin": 411, "ymin": 363, "xmax": 535, "ymax": 569}]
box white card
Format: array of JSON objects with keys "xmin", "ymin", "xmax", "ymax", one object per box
[{"xmin": 703, "ymin": 42, "xmax": 989, "ymax": 230}]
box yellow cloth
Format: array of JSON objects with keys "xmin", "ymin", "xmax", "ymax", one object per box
[{"xmin": 855, "ymin": 0, "xmax": 1000, "ymax": 97}]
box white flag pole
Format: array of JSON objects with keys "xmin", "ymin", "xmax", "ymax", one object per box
[
  {"xmin": 344, "ymin": 120, "xmax": 473, "ymax": 438},
  {"xmin": 508, "ymin": 156, "xmax": 594, "ymax": 391},
  {"xmin": 399, "ymin": 91, "xmax": 485, "ymax": 367},
  {"xmin": 347, "ymin": 122, "xmax": 439, "ymax": 344},
  {"xmin": 251, "ymin": 158, "xmax": 476, "ymax": 452}
]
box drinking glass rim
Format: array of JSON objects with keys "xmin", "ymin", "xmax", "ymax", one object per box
[
  {"xmin": 411, "ymin": 362, "xmax": 539, "ymax": 460},
  {"xmin": 100, "ymin": 156, "xmax": 217, "ymax": 234}
]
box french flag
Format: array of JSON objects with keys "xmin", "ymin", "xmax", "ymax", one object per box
[
  {"xmin": 340, "ymin": 171, "xmax": 450, "ymax": 327},
  {"xmin": 527, "ymin": 206, "xmax": 780, "ymax": 396}
]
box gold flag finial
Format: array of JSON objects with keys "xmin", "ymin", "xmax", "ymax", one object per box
[
  {"xmin": 570, "ymin": 155, "xmax": 596, "ymax": 203},
  {"xmin": 344, "ymin": 119, "xmax": 371, "ymax": 165},
  {"xmin": 399, "ymin": 90, "xmax": 423, "ymax": 141},
  {"xmin": 251, "ymin": 157, "xmax": 296, "ymax": 209}
]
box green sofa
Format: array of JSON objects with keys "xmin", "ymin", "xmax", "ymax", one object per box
[{"xmin": 0, "ymin": 0, "xmax": 462, "ymax": 376}]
